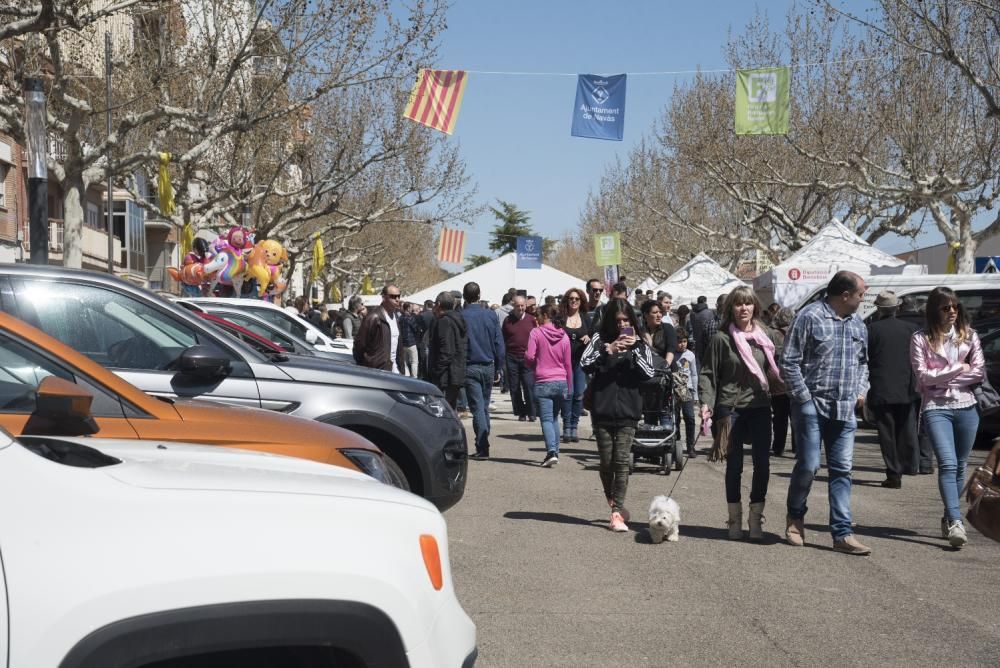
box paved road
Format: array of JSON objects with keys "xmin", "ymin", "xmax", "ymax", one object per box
[{"xmin": 448, "ymin": 394, "xmax": 1000, "ymax": 667}]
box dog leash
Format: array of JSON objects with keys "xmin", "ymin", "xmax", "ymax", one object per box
[{"xmin": 665, "ymin": 452, "xmax": 691, "ymax": 499}]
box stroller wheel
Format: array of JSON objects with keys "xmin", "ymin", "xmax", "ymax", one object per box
[{"xmin": 673, "ymin": 436, "xmax": 685, "ymax": 471}]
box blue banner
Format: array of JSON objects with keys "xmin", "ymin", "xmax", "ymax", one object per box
[
  {"xmin": 516, "ymin": 235, "xmax": 543, "ymax": 269},
  {"xmin": 571, "ymin": 74, "xmax": 627, "ymax": 141}
]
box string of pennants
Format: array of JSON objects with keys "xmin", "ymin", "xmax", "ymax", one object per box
[
  {"xmin": 414, "ymin": 66, "xmax": 791, "ymax": 265},
  {"xmin": 406, "ymin": 66, "xmax": 791, "ymax": 141}
]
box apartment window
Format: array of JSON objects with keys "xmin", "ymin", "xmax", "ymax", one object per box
[
  {"xmin": 86, "ymin": 202, "xmax": 100, "ymax": 229},
  {"xmin": 0, "ymin": 163, "xmax": 7, "ymax": 208}
]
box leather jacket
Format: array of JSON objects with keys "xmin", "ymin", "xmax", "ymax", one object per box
[{"xmin": 909, "ymin": 329, "xmax": 984, "ymax": 405}]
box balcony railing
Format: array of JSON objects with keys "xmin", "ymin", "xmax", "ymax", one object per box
[{"xmin": 24, "ymin": 218, "xmax": 122, "ymax": 265}]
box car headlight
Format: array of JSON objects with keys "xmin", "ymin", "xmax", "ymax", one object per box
[
  {"xmin": 389, "ymin": 391, "xmax": 453, "ymax": 418},
  {"xmin": 339, "ymin": 448, "xmax": 387, "ymax": 483}
]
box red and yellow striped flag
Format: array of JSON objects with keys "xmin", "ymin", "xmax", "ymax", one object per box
[
  {"xmin": 403, "ymin": 69, "xmax": 468, "ymax": 135},
  {"xmin": 437, "ymin": 227, "xmax": 467, "ymax": 265}
]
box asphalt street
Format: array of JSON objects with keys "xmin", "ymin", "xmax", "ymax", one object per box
[{"xmin": 448, "ymin": 393, "xmax": 1000, "ymax": 668}]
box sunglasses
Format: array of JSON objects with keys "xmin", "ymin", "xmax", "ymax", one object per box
[
  {"xmin": 385, "ymin": 294, "xmax": 401, "ymax": 299},
  {"xmin": 568, "ymin": 297, "xmax": 581, "ymax": 302},
  {"xmin": 589, "ymin": 287, "xmax": 603, "ymax": 293},
  {"xmin": 939, "ymin": 303, "xmax": 958, "ymax": 312}
]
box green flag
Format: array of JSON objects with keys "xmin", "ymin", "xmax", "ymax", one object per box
[
  {"xmin": 735, "ymin": 67, "xmax": 790, "ymax": 135},
  {"xmin": 593, "ymin": 232, "xmax": 621, "ymax": 266}
]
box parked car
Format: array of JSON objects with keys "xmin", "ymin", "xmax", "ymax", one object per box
[
  {"xmin": 976, "ymin": 325, "xmax": 1000, "ymax": 441},
  {"xmin": 195, "ymin": 311, "xmax": 292, "ymax": 355},
  {"xmin": 179, "ymin": 297, "xmax": 351, "ymax": 356},
  {"xmin": 197, "ymin": 306, "xmax": 338, "ymax": 360},
  {"xmin": 0, "ymin": 265, "xmax": 467, "ymax": 510},
  {"xmin": 0, "ymin": 422, "xmax": 476, "ymax": 666},
  {"xmin": 0, "ymin": 311, "xmax": 391, "ymax": 483}
]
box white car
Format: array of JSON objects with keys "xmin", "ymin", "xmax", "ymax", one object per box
[
  {"xmin": 178, "ymin": 297, "xmax": 351, "ymax": 356},
  {"xmin": 0, "ymin": 429, "xmax": 477, "ymax": 667}
]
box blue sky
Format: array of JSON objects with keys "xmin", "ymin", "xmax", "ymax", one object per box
[{"xmin": 433, "ymin": 0, "xmax": 976, "ymax": 271}]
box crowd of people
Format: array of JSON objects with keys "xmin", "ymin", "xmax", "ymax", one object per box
[{"xmin": 325, "ymin": 273, "xmax": 985, "ymax": 553}]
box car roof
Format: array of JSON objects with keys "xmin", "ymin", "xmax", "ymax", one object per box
[
  {"xmin": 182, "ymin": 297, "xmax": 288, "ymax": 312},
  {"xmin": 195, "ymin": 312, "xmax": 286, "ymax": 353},
  {"xmin": 0, "ymin": 311, "xmax": 176, "ymax": 420}
]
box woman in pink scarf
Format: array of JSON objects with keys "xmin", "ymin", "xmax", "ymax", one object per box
[{"xmin": 698, "ymin": 286, "xmax": 784, "ymax": 541}]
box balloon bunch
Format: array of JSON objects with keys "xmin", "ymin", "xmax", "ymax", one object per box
[{"xmin": 166, "ymin": 227, "xmax": 288, "ymax": 301}]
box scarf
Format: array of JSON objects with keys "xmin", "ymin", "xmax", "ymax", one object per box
[{"xmin": 728, "ymin": 322, "xmax": 782, "ymax": 393}]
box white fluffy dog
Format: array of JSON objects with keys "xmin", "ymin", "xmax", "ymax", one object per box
[{"xmin": 648, "ymin": 495, "xmax": 681, "ymax": 544}]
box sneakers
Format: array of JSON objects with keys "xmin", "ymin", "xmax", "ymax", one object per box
[
  {"xmin": 606, "ymin": 499, "xmax": 629, "ymax": 523},
  {"xmin": 833, "ymin": 534, "xmax": 872, "ymax": 555},
  {"xmin": 609, "ymin": 511, "xmax": 628, "ymax": 532},
  {"xmin": 785, "ymin": 515, "xmax": 805, "ymax": 546},
  {"xmin": 946, "ymin": 519, "xmax": 968, "ymax": 548},
  {"xmin": 541, "ymin": 452, "xmax": 559, "ymax": 467}
]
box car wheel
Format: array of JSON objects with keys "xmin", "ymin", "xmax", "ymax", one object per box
[{"xmin": 382, "ymin": 454, "xmax": 410, "ymax": 491}]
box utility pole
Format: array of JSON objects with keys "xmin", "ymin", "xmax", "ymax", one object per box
[
  {"xmin": 105, "ymin": 32, "xmax": 115, "ymax": 274},
  {"xmin": 23, "ymin": 78, "xmax": 48, "ymax": 265}
]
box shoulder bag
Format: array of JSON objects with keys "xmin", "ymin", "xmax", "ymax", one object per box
[{"xmin": 964, "ymin": 439, "xmax": 1000, "ymax": 543}]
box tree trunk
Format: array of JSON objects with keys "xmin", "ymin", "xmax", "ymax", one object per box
[
  {"xmin": 957, "ymin": 216, "xmax": 976, "ymax": 274},
  {"xmin": 61, "ymin": 173, "xmax": 86, "ymax": 269}
]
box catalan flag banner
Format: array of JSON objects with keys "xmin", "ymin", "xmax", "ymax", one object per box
[
  {"xmin": 404, "ymin": 69, "xmax": 468, "ymax": 135},
  {"xmin": 437, "ymin": 227, "xmax": 467, "ymax": 265}
]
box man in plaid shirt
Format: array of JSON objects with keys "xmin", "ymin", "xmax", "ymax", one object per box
[{"xmin": 782, "ymin": 271, "xmax": 872, "ymax": 555}]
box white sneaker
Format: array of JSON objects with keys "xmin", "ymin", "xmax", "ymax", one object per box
[{"xmin": 946, "ymin": 520, "xmax": 968, "ymax": 548}]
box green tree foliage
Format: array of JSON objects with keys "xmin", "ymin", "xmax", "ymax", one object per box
[
  {"xmin": 488, "ymin": 200, "xmax": 534, "ymax": 255},
  {"xmin": 465, "ymin": 254, "xmax": 493, "ymax": 269}
]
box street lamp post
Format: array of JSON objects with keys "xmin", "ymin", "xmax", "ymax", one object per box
[{"xmin": 23, "ymin": 78, "xmax": 47, "ymax": 265}]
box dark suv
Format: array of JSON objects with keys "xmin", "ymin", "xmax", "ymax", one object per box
[{"xmin": 0, "ymin": 265, "xmax": 467, "ymax": 510}]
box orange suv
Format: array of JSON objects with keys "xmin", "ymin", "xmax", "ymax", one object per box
[{"xmin": 0, "ymin": 313, "xmax": 385, "ymax": 480}]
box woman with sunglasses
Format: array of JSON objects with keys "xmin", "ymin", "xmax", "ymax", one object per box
[
  {"xmin": 559, "ymin": 287, "xmax": 590, "ymax": 442},
  {"xmin": 909, "ymin": 287, "xmax": 985, "ymax": 548}
]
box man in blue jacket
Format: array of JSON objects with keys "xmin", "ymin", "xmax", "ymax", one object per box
[{"xmin": 462, "ymin": 282, "xmax": 505, "ymax": 459}]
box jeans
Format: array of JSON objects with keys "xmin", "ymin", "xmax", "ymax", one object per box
[
  {"xmin": 725, "ymin": 406, "xmax": 772, "ymax": 503},
  {"xmin": 923, "ymin": 406, "xmax": 979, "ymax": 522},
  {"xmin": 915, "ymin": 404, "xmax": 935, "ymax": 473},
  {"xmin": 464, "ymin": 363, "xmax": 494, "ymax": 454},
  {"xmin": 401, "ymin": 345, "xmax": 419, "ymax": 377},
  {"xmin": 786, "ymin": 399, "xmax": 858, "ymax": 540},
  {"xmin": 505, "ymin": 355, "xmax": 535, "ymax": 419},
  {"xmin": 561, "ymin": 363, "xmax": 586, "ymax": 431},
  {"xmin": 595, "ymin": 425, "xmax": 635, "ymax": 513},
  {"xmin": 674, "ymin": 399, "xmax": 696, "ymax": 450},
  {"xmin": 534, "ymin": 381, "xmax": 567, "ymax": 455}
]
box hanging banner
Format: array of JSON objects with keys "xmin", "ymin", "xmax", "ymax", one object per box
[
  {"xmin": 516, "ymin": 235, "xmax": 543, "ymax": 269},
  {"xmin": 735, "ymin": 67, "xmax": 790, "ymax": 135},
  {"xmin": 571, "ymin": 74, "xmax": 627, "ymax": 141},
  {"xmin": 603, "ymin": 265, "xmax": 619, "ymax": 296},
  {"xmin": 593, "ymin": 232, "xmax": 621, "ymax": 266},
  {"xmin": 404, "ymin": 69, "xmax": 469, "ymax": 135}
]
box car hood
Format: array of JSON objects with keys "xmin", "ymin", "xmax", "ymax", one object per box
[
  {"xmin": 270, "ymin": 354, "xmax": 444, "ymax": 395},
  {"xmin": 47, "ymin": 437, "xmax": 435, "ymax": 510},
  {"xmin": 168, "ymin": 399, "xmax": 381, "ymax": 453}
]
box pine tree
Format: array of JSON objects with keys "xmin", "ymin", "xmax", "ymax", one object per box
[{"xmin": 488, "ymin": 200, "xmax": 533, "ymax": 255}]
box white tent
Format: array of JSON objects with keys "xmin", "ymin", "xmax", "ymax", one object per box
[
  {"xmin": 754, "ymin": 219, "xmax": 915, "ymax": 308},
  {"xmin": 406, "ymin": 253, "xmax": 588, "ymax": 305},
  {"xmin": 654, "ymin": 253, "xmax": 747, "ymax": 307},
  {"xmin": 636, "ymin": 277, "xmax": 658, "ymax": 293}
]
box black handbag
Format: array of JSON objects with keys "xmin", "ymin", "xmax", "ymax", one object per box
[{"xmin": 974, "ymin": 375, "xmax": 1000, "ymax": 416}]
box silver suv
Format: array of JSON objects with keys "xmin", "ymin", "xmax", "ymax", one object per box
[{"xmin": 0, "ymin": 265, "xmax": 467, "ymax": 510}]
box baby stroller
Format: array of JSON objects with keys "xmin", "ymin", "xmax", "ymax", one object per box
[{"xmin": 631, "ymin": 366, "xmax": 685, "ymax": 474}]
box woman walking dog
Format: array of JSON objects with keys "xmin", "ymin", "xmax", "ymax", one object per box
[{"xmin": 581, "ymin": 299, "xmax": 656, "ymax": 532}]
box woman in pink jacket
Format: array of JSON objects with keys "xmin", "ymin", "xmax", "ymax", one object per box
[
  {"xmin": 909, "ymin": 287, "xmax": 985, "ymax": 548},
  {"xmin": 525, "ymin": 304, "xmax": 574, "ymax": 467}
]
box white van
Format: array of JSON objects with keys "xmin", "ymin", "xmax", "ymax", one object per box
[{"xmin": 796, "ymin": 273, "xmax": 1000, "ymax": 322}]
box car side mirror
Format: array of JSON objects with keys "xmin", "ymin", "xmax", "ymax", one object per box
[
  {"xmin": 22, "ymin": 376, "xmax": 100, "ymax": 437},
  {"xmin": 178, "ymin": 345, "xmax": 231, "ymax": 378},
  {"xmin": 304, "ymin": 329, "xmax": 318, "ymax": 344}
]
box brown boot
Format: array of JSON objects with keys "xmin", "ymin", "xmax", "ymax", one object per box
[
  {"xmin": 785, "ymin": 515, "xmax": 805, "ymax": 546},
  {"xmin": 727, "ymin": 503, "xmax": 743, "ymax": 540},
  {"xmin": 833, "ymin": 534, "xmax": 871, "ymax": 555},
  {"xmin": 748, "ymin": 502, "xmax": 765, "ymax": 541}
]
